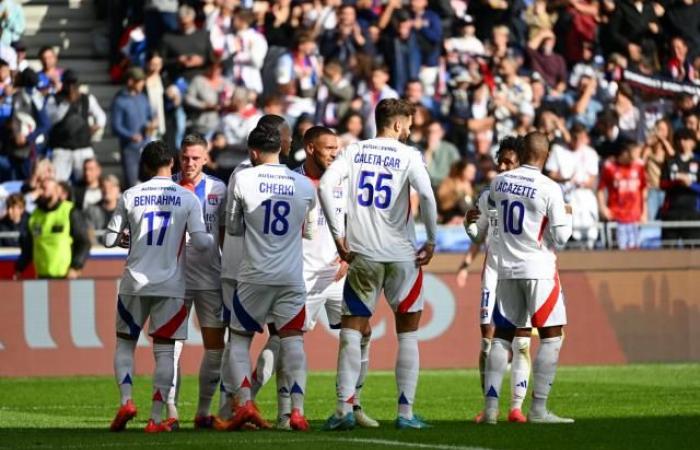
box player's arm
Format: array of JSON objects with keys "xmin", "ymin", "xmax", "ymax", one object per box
[
  {"xmin": 187, "ymin": 193, "xmax": 214, "ymax": 251},
  {"xmin": 104, "ymin": 195, "xmax": 128, "ymax": 248},
  {"xmin": 227, "ymin": 180, "xmax": 245, "ymax": 236},
  {"xmin": 218, "ymin": 185, "xmax": 227, "ymax": 248},
  {"xmin": 547, "ymin": 185, "xmax": 573, "ymax": 248},
  {"xmin": 319, "ymin": 149, "xmax": 349, "ymax": 242},
  {"xmin": 302, "ymin": 184, "xmax": 318, "ymax": 240},
  {"xmin": 465, "ymin": 192, "xmax": 490, "ymax": 244},
  {"xmin": 408, "ymin": 152, "xmax": 438, "ymax": 265}
]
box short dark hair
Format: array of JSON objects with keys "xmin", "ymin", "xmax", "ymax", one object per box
[
  {"xmin": 496, "ymin": 136, "xmax": 523, "ymax": 162},
  {"xmin": 6, "ymin": 193, "xmax": 25, "ymax": 209},
  {"xmin": 180, "ymin": 133, "xmax": 208, "ymax": 151},
  {"xmin": 248, "ymin": 126, "xmax": 281, "ymax": 153},
  {"xmin": 375, "ymin": 98, "xmax": 416, "ymax": 131},
  {"xmin": 140, "ymin": 140, "xmax": 173, "ymax": 173},
  {"xmin": 675, "ymin": 127, "xmax": 696, "ymax": 143},
  {"xmin": 257, "ymin": 114, "xmax": 288, "ymax": 133},
  {"xmin": 38, "ymin": 45, "xmax": 54, "ymax": 59},
  {"xmin": 303, "ymin": 126, "xmax": 336, "ymax": 146}
]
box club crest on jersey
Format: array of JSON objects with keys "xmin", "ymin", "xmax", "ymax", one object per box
[{"xmin": 207, "ymin": 194, "xmax": 220, "ymax": 205}]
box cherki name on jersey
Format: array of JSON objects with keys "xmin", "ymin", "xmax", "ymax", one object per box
[
  {"xmin": 354, "ymin": 151, "xmax": 402, "ymax": 169},
  {"xmin": 258, "ymin": 173, "xmax": 296, "ymax": 196},
  {"xmin": 133, "ymin": 195, "xmax": 182, "ymax": 207},
  {"xmin": 493, "ymin": 180, "xmax": 538, "ymax": 199}
]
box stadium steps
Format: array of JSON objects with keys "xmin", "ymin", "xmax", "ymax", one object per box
[{"xmin": 22, "ymin": 0, "xmax": 124, "ymax": 178}]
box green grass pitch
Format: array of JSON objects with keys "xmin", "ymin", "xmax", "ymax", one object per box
[{"xmin": 1, "ymin": 364, "xmax": 698, "ymax": 449}]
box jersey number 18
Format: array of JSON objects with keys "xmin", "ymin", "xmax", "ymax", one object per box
[{"xmin": 261, "ymin": 199, "xmax": 290, "ymax": 236}]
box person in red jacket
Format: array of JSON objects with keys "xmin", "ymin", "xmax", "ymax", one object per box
[{"xmin": 597, "ymin": 139, "xmax": 648, "ymax": 249}]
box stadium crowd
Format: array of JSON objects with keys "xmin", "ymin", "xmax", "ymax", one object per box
[{"xmin": 1, "ymin": 0, "xmax": 700, "ymax": 254}]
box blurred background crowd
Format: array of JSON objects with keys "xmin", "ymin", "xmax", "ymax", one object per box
[{"xmin": 0, "ymin": 0, "xmax": 699, "ymax": 255}]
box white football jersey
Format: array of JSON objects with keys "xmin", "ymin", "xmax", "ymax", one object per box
[
  {"xmin": 107, "ymin": 176, "xmax": 207, "ymax": 297},
  {"xmin": 295, "ymin": 164, "xmax": 346, "ymax": 284},
  {"xmin": 221, "ymin": 159, "xmax": 252, "ymax": 281},
  {"xmin": 174, "ymin": 173, "xmax": 226, "ymax": 290},
  {"xmin": 489, "ymin": 165, "xmax": 571, "ymax": 280},
  {"xmin": 320, "ymin": 137, "xmax": 435, "ymax": 262},
  {"xmin": 230, "ymin": 163, "xmax": 316, "ymax": 286},
  {"xmin": 474, "ymin": 189, "xmax": 499, "ymax": 273}
]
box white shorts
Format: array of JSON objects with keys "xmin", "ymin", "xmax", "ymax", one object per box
[
  {"xmin": 480, "ymin": 261, "xmax": 498, "ymax": 326},
  {"xmin": 343, "ymin": 255, "xmax": 424, "ymax": 317},
  {"xmin": 304, "ymin": 277, "xmax": 343, "ymax": 331},
  {"xmin": 185, "ymin": 289, "xmax": 225, "ymax": 329},
  {"xmin": 230, "ymin": 282, "xmax": 306, "ymax": 334},
  {"xmin": 221, "ymin": 278, "xmax": 236, "ymax": 325},
  {"xmin": 116, "ymin": 295, "xmax": 188, "ymax": 340},
  {"xmin": 495, "ymin": 275, "xmax": 567, "ymax": 329}
]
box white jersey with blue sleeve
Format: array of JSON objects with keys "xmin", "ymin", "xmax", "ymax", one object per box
[
  {"xmin": 174, "ymin": 173, "xmax": 227, "ymax": 290},
  {"xmin": 489, "ymin": 165, "xmax": 572, "ymax": 280},
  {"xmin": 221, "ymin": 159, "xmax": 252, "ymax": 281},
  {"xmin": 319, "ymin": 137, "xmax": 438, "ymax": 262},
  {"xmin": 106, "ymin": 176, "xmax": 207, "ymax": 297},
  {"xmin": 229, "ymin": 163, "xmax": 316, "ymax": 286}
]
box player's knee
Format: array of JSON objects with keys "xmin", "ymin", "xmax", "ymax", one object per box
[
  {"xmin": 395, "ymin": 311, "xmax": 421, "ymax": 333},
  {"xmin": 116, "ymin": 332, "xmax": 137, "ymax": 341},
  {"xmin": 153, "ymin": 337, "xmax": 175, "ymax": 345},
  {"xmin": 201, "ymin": 327, "xmax": 226, "ymax": 349},
  {"xmin": 538, "ymin": 325, "xmax": 563, "ymax": 339},
  {"xmin": 279, "ymin": 329, "xmax": 304, "ymax": 339}
]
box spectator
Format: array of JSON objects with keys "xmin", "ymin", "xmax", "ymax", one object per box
[
  {"xmin": 383, "ymin": 9, "xmax": 421, "ymax": 96},
  {"xmin": 185, "ymin": 60, "xmax": 233, "ymax": 137},
  {"xmin": 37, "ymin": 46, "xmax": 63, "ymax": 94},
  {"xmin": 12, "ymin": 40, "xmax": 27, "ymax": 72},
  {"xmin": 642, "ymin": 118, "xmax": 675, "ymax": 221},
  {"xmin": 0, "ymin": 0, "xmax": 25, "ymax": 46},
  {"xmin": 567, "ymin": 74, "xmax": 603, "ymax": 130},
  {"xmin": 666, "ymin": 36, "xmax": 694, "ymax": 81},
  {"xmin": 276, "ymin": 31, "xmax": 323, "ymax": 99},
  {"xmin": 220, "ymin": 87, "xmax": 261, "ymax": 147},
  {"xmin": 160, "ymin": 5, "xmax": 213, "ymax": 82},
  {"xmin": 403, "ymin": 78, "xmax": 439, "ymax": 117},
  {"xmin": 561, "ymin": 0, "xmax": 598, "ymax": 64},
  {"xmin": 444, "ymin": 16, "xmax": 485, "ymax": 65},
  {"xmin": 567, "ymin": 124, "xmax": 600, "ymax": 249},
  {"xmin": 144, "ymin": 51, "xmax": 168, "ymax": 141},
  {"xmin": 410, "ymin": 0, "xmax": 443, "ymax": 95},
  {"xmin": 338, "ymin": 110, "xmax": 364, "ymax": 148},
  {"xmin": 0, "ymin": 192, "xmax": 26, "ymax": 246},
  {"xmin": 84, "ymin": 174, "xmax": 121, "ymax": 244},
  {"xmin": 46, "ymin": 70, "xmax": 106, "ymax": 183},
  {"xmin": 315, "ymin": 59, "xmax": 353, "ymax": 128},
  {"xmin": 437, "ymin": 160, "xmax": 476, "ymax": 224},
  {"xmin": 144, "ymin": 0, "xmax": 180, "ymax": 51},
  {"xmin": 613, "ymin": 83, "xmax": 644, "ymax": 142},
  {"xmin": 527, "ymin": 28, "xmax": 568, "ymax": 93},
  {"xmin": 406, "ymin": 104, "xmax": 431, "ymax": 149},
  {"xmin": 608, "ymin": 0, "xmax": 660, "ymax": 64},
  {"xmin": 598, "ymin": 139, "xmax": 647, "ymax": 250},
  {"xmin": 15, "ymin": 177, "xmax": 90, "ymax": 279},
  {"xmin": 228, "ymin": 7, "xmax": 268, "ymax": 94},
  {"xmin": 663, "ymin": 0, "xmax": 700, "ymax": 59},
  {"xmin": 73, "ymin": 159, "xmax": 102, "ymax": 211},
  {"xmin": 524, "ymin": 0, "xmax": 557, "ymax": 41},
  {"xmin": 263, "ymin": 0, "xmax": 300, "ymax": 48},
  {"xmin": 493, "ymin": 56, "xmax": 532, "ymax": 142},
  {"xmin": 20, "ymin": 158, "xmax": 54, "ymax": 213},
  {"xmin": 659, "ymin": 127, "xmax": 700, "ymax": 246},
  {"xmin": 360, "ymin": 64, "xmax": 399, "ymax": 138},
  {"xmin": 111, "ymin": 67, "xmax": 154, "ymax": 188},
  {"xmin": 424, "ymin": 120, "xmax": 461, "ymax": 188},
  {"xmin": 320, "ymin": 4, "xmax": 371, "ymax": 67}
]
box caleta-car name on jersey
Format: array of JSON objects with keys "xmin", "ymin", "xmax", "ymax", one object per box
[
  {"xmin": 354, "ymin": 150, "xmax": 401, "ymax": 169},
  {"xmin": 493, "ymin": 179, "xmax": 537, "ymax": 199},
  {"xmin": 133, "ymin": 194, "xmax": 182, "ymax": 206}
]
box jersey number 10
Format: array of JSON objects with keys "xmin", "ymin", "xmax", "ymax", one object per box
[
  {"xmin": 500, "ymin": 200, "xmax": 524, "ymax": 235},
  {"xmin": 357, "ymin": 170, "xmax": 392, "ymax": 209},
  {"xmin": 144, "ymin": 211, "xmax": 171, "ymax": 246}
]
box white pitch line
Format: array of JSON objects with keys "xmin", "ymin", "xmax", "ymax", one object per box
[{"xmin": 336, "ymin": 437, "xmax": 492, "ymax": 450}]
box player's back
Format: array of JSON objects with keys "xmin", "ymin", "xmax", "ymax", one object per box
[
  {"xmin": 341, "ymin": 137, "xmax": 425, "ymax": 262},
  {"xmin": 490, "ymin": 165, "xmax": 568, "ymax": 279},
  {"xmin": 233, "ymin": 163, "xmax": 315, "ymax": 286},
  {"xmin": 120, "ymin": 176, "xmax": 202, "ymax": 296}
]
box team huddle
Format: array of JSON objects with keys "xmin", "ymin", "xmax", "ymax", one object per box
[{"xmin": 104, "ymin": 99, "xmax": 573, "ymax": 433}]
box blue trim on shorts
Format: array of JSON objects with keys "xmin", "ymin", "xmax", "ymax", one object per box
[
  {"xmin": 232, "ymin": 289, "xmax": 263, "ymax": 333},
  {"xmin": 221, "ymin": 303, "xmax": 231, "ymax": 324},
  {"xmin": 117, "ymin": 296, "xmax": 141, "ymax": 338},
  {"xmin": 492, "ymin": 302, "xmax": 515, "ymax": 329},
  {"xmin": 343, "ymin": 280, "xmax": 372, "ymax": 317}
]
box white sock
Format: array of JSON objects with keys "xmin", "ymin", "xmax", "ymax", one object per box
[
  {"xmin": 336, "ymin": 328, "xmax": 362, "ymax": 416},
  {"xmin": 354, "ymin": 335, "xmax": 371, "ymax": 408},
  {"xmin": 152, "ymin": 343, "xmax": 175, "ymax": 423},
  {"xmin": 166, "ymin": 340, "xmax": 184, "ymax": 419},
  {"xmin": 218, "ymin": 342, "xmax": 234, "ymax": 419},
  {"xmin": 114, "ymin": 337, "xmax": 137, "ymax": 405},
  {"xmin": 510, "ymin": 336, "xmax": 531, "ymax": 411},
  {"xmin": 531, "ymin": 336, "xmax": 563, "ymax": 415},
  {"xmin": 396, "ymin": 331, "xmax": 419, "ymax": 420},
  {"xmin": 479, "ymin": 337, "xmax": 492, "ymax": 392},
  {"xmin": 251, "ymin": 334, "xmax": 280, "ymax": 400},
  {"xmin": 196, "ymin": 348, "xmax": 223, "ymax": 417},
  {"xmin": 483, "ymin": 338, "xmax": 509, "ymax": 412},
  {"xmin": 281, "ymin": 335, "xmax": 307, "ymax": 414},
  {"xmin": 276, "ymin": 358, "xmax": 291, "ymax": 418},
  {"xmin": 229, "ymin": 333, "xmax": 253, "ymax": 404}
]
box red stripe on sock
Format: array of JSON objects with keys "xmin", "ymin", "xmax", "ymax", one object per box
[{"xmin": 241, "ymin": 376, "xmax": 252, "ymax": 389}]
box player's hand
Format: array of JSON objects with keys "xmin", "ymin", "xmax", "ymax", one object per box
[
  {"xmin": 117, "ymin": 231, "xmax": 130, "ymax": 249},
  {"xmin": 415, "ymin": 242, "xmax": 435, "ymax": 267},
  {"xmin": 66, "ymin": 268, "xmax": 81, "ymax": 279},
  {"xmin": 334, "ymin": 259, "xmax": 349, "ymax": 282},
  {"xmin": 565, "ymin": 204, "xmax": 573, "ymax": 215},
  {"xmin": 456, "ymin": 266, "xmax": 468, "ymax": 288},
  {"xmin": 335, "ymin": 238, "xmax": 355, "ymax": 263},
  {"xmin": 465, "ymin": 208, "xmax": 480, "ymax": 224}
]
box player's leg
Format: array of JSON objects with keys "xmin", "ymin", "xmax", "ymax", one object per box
[
  {"xmin": 166, "ymin": 297, "xmax": 193, "ymax": 427},
  {"xmin": 508, "ymin": 326, "xmax": 529, "ymax": 423},
  {"xmin": 274, "ymin": 286, "xmax": 310, "ymax": 431},
  {"xmin": 110, "ymin": 294, "xmax": 146, "ymax": 431},
  {"xmin": 478, "ymin": 264, "xmax": 498, "ymax": 394},
  {"xmin": 528, "ymin": 276, "xmax": 572, "ymax": 424},
  {"xmin": 385, "ymin": 262, "xmax": 429, "ymax": 429},
  {"xmin": 146, "ymin": 297, "xmax": 189, "ymax": 433},
  {"xmin": 324, "ymin": 256, "xmax": 383, "ymax": 431},
  {"xmin": 250, "ymin": 323, "xmax": 280, "ymax": 399},
  {"xmin": 218, "ymin": 279, "xmax": 236, "ymax": 421},
  {"xmin": 192, "ymin": 290, "xmax": 227, "ymax": 428}
]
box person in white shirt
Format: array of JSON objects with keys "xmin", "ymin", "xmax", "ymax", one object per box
[
  {"xmin": 105, "ymin": 140, "xmax": 213, "ymax": 433},
  {"xmin": 164, "ymin": 135, "xmax": 227, "ymax": 429},
  {"xmin": 483, "ymin": 131, "xmax": 574, "ymax": 425},
  {"xmin": 219, "ymin": 125, "xmax": 316, "ymax": 432},
  {"xmin": 228, "ymin": 7, "xmax": 268, "ymax": 94},
  {"xmin": 319, "ymin": 99, "xmax": 438, "ymax": 430},
  {"xmin": 463, "ymin": 136, "xmax": 529, "ymax": 424}
]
